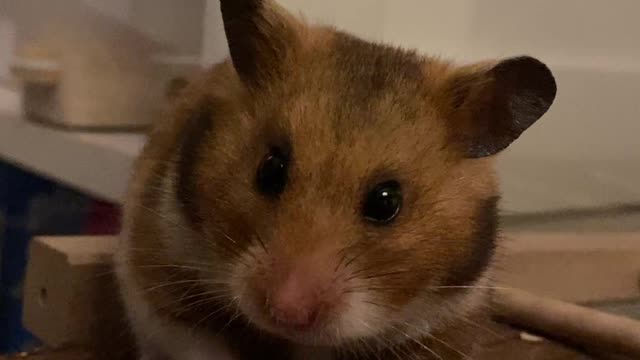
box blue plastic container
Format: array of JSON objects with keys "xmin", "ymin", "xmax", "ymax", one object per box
[
  {"xmin": 0, "ymin": 161, "xmax": 92, "ymax": 353},
  {"xmin": 0, "ymin": 161, "xmax": 54, "ymax": 353}
]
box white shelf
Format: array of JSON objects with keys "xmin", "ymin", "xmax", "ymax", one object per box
[{"xmin": 0, "ymin": 87, "xmax": 145, "ymax": 203}]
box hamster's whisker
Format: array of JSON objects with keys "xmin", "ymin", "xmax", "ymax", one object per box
[
  {"xmin": 359, "ymin": 314, "xmax": 414, "ymax": 360},
  {"xmin": 388, "ymin": 324, "xmax": 443, "ymax": 360},
  {"xmin": 135, "ymin": 203, "xmax": 253, "ymax": 265},
  {"xmin": 359, "ymin": 269, "xmax": 416, "ymax": 281},
  {"xmin": 172, "ymin": 292, "xmax": 234, "ymax": 317},
  {"xmin": 127, "ymin": 257, "xmax": 232, "ymax": 275},
  {"xmin": 361, "ymin": 299, "xmax": 401, "ymax": 312},
  {"xmin": 126, "ymin": 247, "xmax": 235, "ymax": 273},
  {"xmin": 161, "ymin": 291, "xmax": 228, "ymax": 316},
  {"xmin": 134, "ymin": 264, "xmax": 212, "ymax": 273},
  {"xmin": 345, "ymin": 259, "xmax": 413, "ymax": 281},
  {"xmin": 426, "ymin": 285, "xmax": 514, "ymax": 291},
  {"xmin": 348, "ymin": 247, "xmax": 417, "ymax": 273},
  {"xmin": 353, "ymin": 319, "xmax": 380, "ymax": 358},
  {"xmin": 189, "ymin": 297, "xmax": 237, "ymax": 334},
  {"xmin": 135, "ymin": 203, "xmax": 192, "ymax": 233},
  {"xmin": 400, "ymin": 320, "xmax": 471, "ymax": 359},
  {"xmin": 211, "ymin": 227, "xmax": 262, "ymax": 266},
  {"xmin": 253, "ymin": 233, "xmax": 269, "ymax": 254},
  {"xmin": 450, "ymin": 314, "xmax": 507, "ymax": 341},
  {"xmin": 126, "ymin": 247, "xmax": 209, "ymax": 263},
  {"xmin": 176, "ymin": 287, "xmax": 232, "ymax": 304},
  {"xmin": 178, "ymin": 278, "xmax": 211, "ymax": 303},
  {"xmin": 364, "ymin": 323, "xmax": 408, "ymax": 360},
  {"xmin": 341, "ymin": 242, "xmax": 378, "ymax": 271},
  {"xmin": 337, "ymin": 339, "xmax": 357, "ymax": 359},
  {"xmin": 133, "ymin": 204, "xmax": 254, "ymax": 269},
  {"xmin": 126, "ymin": 246, "xmax": 173, "ymax": 254},
  {"xmin": 218, "ymin": 303, "xmax": 243, "ymax": 334},
  {"xmin": 334, "ymin": 246, "xmax": 350, "ymax": 273},
  {"xmin": 207, "ymin": 242, "xmax": 249, "ymax": 266},
  {"xmin": 199, "ymin": 233, "xmax": 254, "ymax": 268},
  {"xmin": 345, "ymin": 285, "xmax": 410, "ymax": 294},
  {"xmin": 204, "ymin": 228, "xmax": 246, "ymax": 256},
  {"xmin": 348, "ymin": 284, "xmax": 513, "ymax": 295},
  {"xmin": 141, "ymin": 279, "xmax": 228, "ymax": 294}
]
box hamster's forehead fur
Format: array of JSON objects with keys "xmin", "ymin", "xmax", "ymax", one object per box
[{"xmin": 241, "ymin": 28, "xmax": 455, "ymax": 142}]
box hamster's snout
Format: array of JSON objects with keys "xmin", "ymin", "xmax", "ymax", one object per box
[
  {"xmin": 264, "ymin": 264, "xmax": 342, "ymax": 332},
  {"xmin": 233, "ymin": 237, "xmax": 389, "ymax": 343},
  {"xmin": 268, "ymin": 271, "xmax": 323, "ymax": 329}
]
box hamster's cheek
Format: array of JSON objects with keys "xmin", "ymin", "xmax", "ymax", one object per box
[
  {"xmin": 227, "ymin": 253, "xmax": 267, "ymax": 321},
  {"xmin": 333, "ymin": 289, "xmax": 389, "ymax": 340}
]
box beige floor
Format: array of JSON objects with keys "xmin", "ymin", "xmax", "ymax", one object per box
[
  {"xmin": 503, "ymin": 206, "xmax": 640, "ymax": 320},
  {"xmin": 503, "ymin": 206, "xmax": 640, "ymax": 233}
]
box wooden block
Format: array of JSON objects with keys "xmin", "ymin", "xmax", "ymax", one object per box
[
  {"xmin": 493, "ymin": 288, "xmax": 640, "ymax": 358},
  {"xmin": 498, "ymin": 232, "xmax": 640, "ymax": 303},
  {"xmin": 22, "ymin": 236, "xmax": 122, "ymax": 349}
]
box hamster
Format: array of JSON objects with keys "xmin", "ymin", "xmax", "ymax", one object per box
[{"xmin": 115, "ymin": 0, "xmax": 557, "ymax": 359}]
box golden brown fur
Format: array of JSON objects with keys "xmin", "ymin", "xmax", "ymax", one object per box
[{"xmin": 115, "ymin": 1, "xmax": 556, "ymax": 359}]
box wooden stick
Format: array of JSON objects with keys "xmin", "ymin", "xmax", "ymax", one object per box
[{"xmin": 492, "ymin": 288, "xmax": 640, "ymax": 358}]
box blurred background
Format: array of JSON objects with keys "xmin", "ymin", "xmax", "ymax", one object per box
[{"xmin": 0, "ymin": 0, "xmax": 638, "ymax": 355}]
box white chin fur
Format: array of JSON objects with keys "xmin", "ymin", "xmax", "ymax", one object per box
[
  {"xmin": 335, "ymin": 289, "xmax": 387, "ymax": 340},
  {"xmin": 394, "ymin": 276, "xmax": 492, "ymax": 342}
]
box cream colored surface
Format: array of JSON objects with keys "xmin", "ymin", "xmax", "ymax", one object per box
[
  {"xmin": 0, "ymin": 86, "xmax": 144, "ymax": 202},
  {"xmin": 498, "ymin": 232, "xmax": 640, "ymax": 303}
]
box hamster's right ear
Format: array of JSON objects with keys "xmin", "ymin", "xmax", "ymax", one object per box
[
  {"xmin": 219, "ymin": 0, "xmax": 301, "ymax": 89},
  {"xmin": 442, "ymin": 56, "xmax": 557, "ymax": 158}
]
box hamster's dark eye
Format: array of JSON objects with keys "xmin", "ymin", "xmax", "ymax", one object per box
[
  {"xmin": 362, "ymin": 180, "xmax": 402, "ymax": 224},
  {"xmin": 256, "ymin": 147, "xmax": 289, "ymax": 196}
]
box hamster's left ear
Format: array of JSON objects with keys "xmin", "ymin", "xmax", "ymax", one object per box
[
  {"xmin": 443, "ymin": 56, "xmax": 557, "ymax": 158},
  {"xmin": 219, "ymin": 0, "xmax": 301, "ymax": 89}
]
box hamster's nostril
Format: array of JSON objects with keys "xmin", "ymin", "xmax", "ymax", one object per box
[
  {"xmin": 270, "ymin": 300, "xmax": 319, "ymax": 329},
  {"xmin": 267, "ymin": 273, "xmax": 322, "ymax": 329}
]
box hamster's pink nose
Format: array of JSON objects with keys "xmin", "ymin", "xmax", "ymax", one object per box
[{"xmin": 268, "ymin": 273, "xmax": 320, "ymax": 329}]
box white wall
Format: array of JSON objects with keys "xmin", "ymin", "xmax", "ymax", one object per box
[
  {"xmin": 0, "ymin": 17, "xmax": 15, "ymax": 80},
  {"xmin": 201, "ymin": 0, "xmax": 640, "ymax": 213},
  {"xmin": 379, "ymin": 0, "xmax": 640, "ymax": 213},
  {"xmin": 130, "ymin": 0, "xmax": 204, "ymax": 54},
  {"xmin": 2, "ymin": 0, "xmax": 636, "ymax": 213},
  {"xmin": 2, "ymin": 0, "xmax": 204, "ymax": 54},
  {"xmin": 201, "ymin": 0, "xmax": 228, "ymax": 66},
  {"xmin": 82, "ymin": 0, "xmax": 131, "ymax": 23}
]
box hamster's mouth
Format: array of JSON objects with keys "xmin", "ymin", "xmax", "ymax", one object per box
[
  {"xmin": 239, "ymin": 297, "xmax": 349, "ymax": 346},
  {"xmin": 232, "ymin": 285, "xmax": 389, "ymax": 347},
  {"xmin": 228, "ymin": 251, "xmax": 394, "ymax": 346},
  {"xmin": 269, "ymin": 324, "xmax": 339, "ymax": 345}
]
